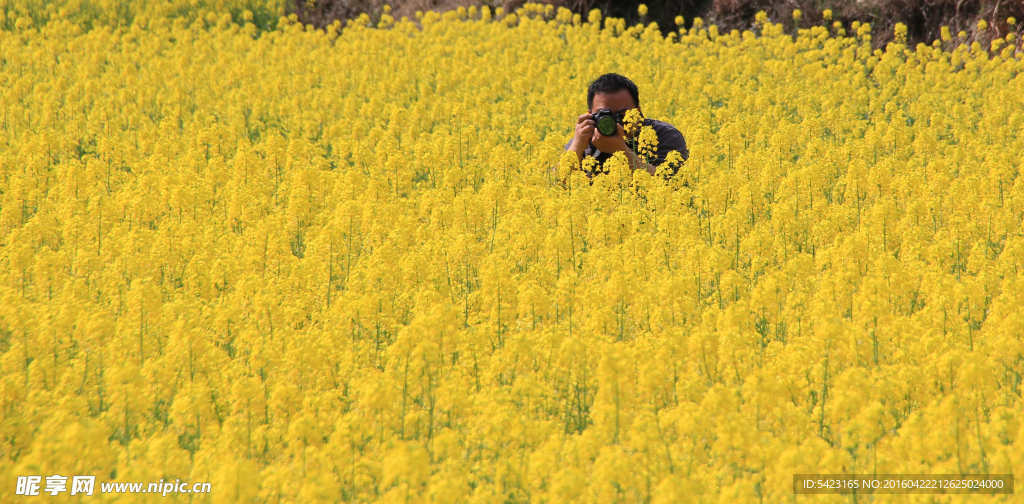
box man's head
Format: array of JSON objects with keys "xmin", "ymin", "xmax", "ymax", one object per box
[{"xmin": 587, "ymin": 73, "xmax": 641, "ymax": 117}]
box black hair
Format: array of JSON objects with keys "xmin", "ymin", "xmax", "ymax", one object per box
[{"xmin": 587, "ymin": 73, "xmax": 640, "ymax": 111}]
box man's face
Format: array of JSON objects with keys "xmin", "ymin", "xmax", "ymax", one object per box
[{"xmin": 590, "ymin": 89, "xmax": 641, "ymax": 138}]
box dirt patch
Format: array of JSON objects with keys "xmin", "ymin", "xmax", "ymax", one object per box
[{"xmin": 288, "ymin": 0, "xmax": 1024, "ymax": 49}]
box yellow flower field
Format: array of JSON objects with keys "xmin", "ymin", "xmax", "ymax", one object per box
[{"xmin": 1, "ymin": 1, "xmax": 1023, "ymax": 502}]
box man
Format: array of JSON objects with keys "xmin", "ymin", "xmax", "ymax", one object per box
[{"xmin": 564, "ymin": 73, "xmax": 689, "ymax": 179}]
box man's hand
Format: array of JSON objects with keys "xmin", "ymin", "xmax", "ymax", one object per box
[
  {"xmin": 591, "ymin": 123, "xmax": 628, "ymax": 155},
  {"xmin": 567, "ymin": 113, "xmax": 595, "ymax": 162},
  {"xmin": 595, "ymin": 124, "xmax": 655, "ymax": 176}
]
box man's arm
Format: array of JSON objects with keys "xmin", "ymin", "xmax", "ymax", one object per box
[
  {"xmin": 567, "ymin": 113, "xmax": 595, "ymax": 162},
  {"xmin": 624, "ymin": 148, "xmax": 656, "ymax": 176},
  {"xmin": 551, "ymin": 113, "xmax": 597, "ymax": 186}
]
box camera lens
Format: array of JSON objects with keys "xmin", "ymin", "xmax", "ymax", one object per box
[
  {"xmin": 595, "ymin": 109, "xmax": 618, "ymax": 136},
  {"xmin": 597, "ymin": 117, "xmax": 617, "ymax": 136}
]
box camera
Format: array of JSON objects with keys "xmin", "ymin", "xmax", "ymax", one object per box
[{"xmin": 593, "ymin": 109, "xmax": 620, "ymax": 136}]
